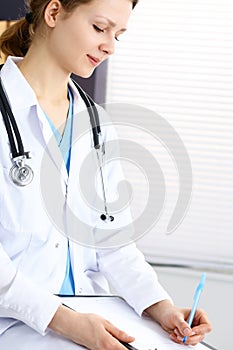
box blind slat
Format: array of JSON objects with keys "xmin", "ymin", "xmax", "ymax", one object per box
[{"xmin": 106, "ymin": 0, "xmax": 233, "ymax": 269}]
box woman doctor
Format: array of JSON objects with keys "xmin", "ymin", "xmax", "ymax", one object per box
[{"xmin": 0, "ymin": 0, "xmax": 211, "ymax": 349}]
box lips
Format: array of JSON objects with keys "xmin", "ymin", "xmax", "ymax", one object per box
[{"xmin": 87, "ymin": 54, "xmax": 101, "ymax": 67}]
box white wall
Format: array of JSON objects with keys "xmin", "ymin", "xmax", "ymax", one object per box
[{"xmin": 153, "ymin": 265, "xmax": 233, "ymax": 350}]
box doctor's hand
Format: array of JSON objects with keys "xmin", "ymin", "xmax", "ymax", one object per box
[
  {"xmin": 49, "ymin": 304, "xmax": 135, "ymax": 350},
  {"xmin": 145, "ymin": 300, "xmax": 211, "ymax": 346}
]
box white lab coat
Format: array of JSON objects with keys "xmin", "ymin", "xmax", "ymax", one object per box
[{"xmin": 0, "ymin": 57, "xmax": 171, "ymax": 335}]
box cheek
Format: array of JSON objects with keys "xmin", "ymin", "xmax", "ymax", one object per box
[
  {"xmin": 64, "ymin": 34, "xmax": 86, "ymax": 58},
  {"xmin": 51, "ymin": 30, "xmax": 82, "ymax": 63},
  {"xmin": 66, "ymin": 21, "xmax": 98, "ymax": 52}
]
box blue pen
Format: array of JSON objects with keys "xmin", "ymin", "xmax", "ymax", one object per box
[{"xmin": 183, "ymin": 273, "xmax": 206, "ymax": 344}]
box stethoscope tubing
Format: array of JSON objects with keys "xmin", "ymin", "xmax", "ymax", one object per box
[
  {"xmin": 72, "ymin": 79, "xmax": 101, "ymax": 149},
  {"xmin": 0, "ymin": 66, "xmax": 113, "ymax": 221},
  {"xmin": 72, "ymin": 80, "xmax": 114, "ymax": 221},
  {"xmin": 0, "ymin": 78, "xmax": 26, "ymax": 159}
]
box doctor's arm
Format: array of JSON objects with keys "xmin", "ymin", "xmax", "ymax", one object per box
[
  {"xmin": 0, "ymin": 246, "xmax": 134, "ymax": 350},
  {"xmin": 0, "ymin": 244, "xmax": 61, "ymax": 334},
  {"xmin": 144, "ymin": 299, "xmax": 212, "ymax": 345},
  {"xmin": 48, "ymin": 304, "xmax": 135, "ymax": 350}
]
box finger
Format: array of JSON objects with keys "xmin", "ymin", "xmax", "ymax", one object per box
[
  {"xmin": 191, "ymin": 323, "xmax": 212, "ymax": 337},
  {"xmin": 105, "ymin": 331, "xmax": 137, "ymax": 350},
  {"xmin": 169, "ymin": 333, "xmax": 183, "ymax": 344},
  {"xmin": 97, "ymin": 331, "xmax": 131, "ymax": 350},
  {"xmin": 182, "ymin": 333, "xmax": 205, "ymax": 346},
  {"xmin": 173, "ymin": 327, "xmax": 188, "ymax": 338},
  {"xmin": 170, "ymin": 331, "xmax": 204, "ymax": 346},
  {"xmin": 170, "ymin": 329, "xmax": 196, "ymax": 344},
  {"xmin": 173, "ymin": 315, "xmax": 192, "ymax": 337},
  {"xmin": 192, "ymin": 310, "xmax": 212, "ymax": 332},
  {"xmin": 174, "ymin": 328, "xmax": 181, "ymax": 337},
  {"xmin": 105, "ymin": 321, "xmax": 135, "ymax": 343}
]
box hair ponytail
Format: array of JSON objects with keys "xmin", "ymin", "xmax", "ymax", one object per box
[{"xmin": 0, "ymin": 18, "xmax": 33, "ymax": 58}]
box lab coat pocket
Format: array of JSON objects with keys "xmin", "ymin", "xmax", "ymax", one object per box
[{"xmin": 0, "ymin": 166, "xmax": 50, "ymax": 237}]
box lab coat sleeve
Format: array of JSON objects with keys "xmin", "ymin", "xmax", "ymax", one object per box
[
  {"xmin": 0, "ymin": 244, "xmax": 61, "ymax": 335},
  {"xmin": 97, "ymin": 244, "xmax": 173, "ymax": 316}
]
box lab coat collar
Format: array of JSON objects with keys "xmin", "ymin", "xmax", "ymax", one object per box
[
  {"xmin": 68, "ymin": 78, "xmax": 87, "ymax": 116},
  {"xmin": 0, "ymin": 56, "xmax": 38, "ymax": 111}
]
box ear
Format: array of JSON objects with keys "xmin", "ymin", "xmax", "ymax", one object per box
[{"xmin": 44, "ymin": 0, "xmax": 62, "ymax": 28}]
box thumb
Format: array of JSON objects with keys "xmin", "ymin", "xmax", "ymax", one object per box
[{"xmin": 175, "ymin": 316, "xmax": 192, "ymax": 337}]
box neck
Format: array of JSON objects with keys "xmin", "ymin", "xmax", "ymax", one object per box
[{"xmin": 17, "ymin": 46, "xmax": 70, "ymax": 102}]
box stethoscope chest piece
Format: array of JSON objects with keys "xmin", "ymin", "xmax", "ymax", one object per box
[{"xmin": 10, "ymin": 159, "xmax": 34, "ymax": 187}]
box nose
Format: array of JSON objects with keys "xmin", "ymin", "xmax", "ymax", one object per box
[{"xmin": 99, "ymin": 36, "xmax": 115, "ymax": 56}]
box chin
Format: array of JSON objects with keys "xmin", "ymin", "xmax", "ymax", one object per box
[{"xmin": 73, "ymin": 68, "xmax": 95, "ymax": 79}]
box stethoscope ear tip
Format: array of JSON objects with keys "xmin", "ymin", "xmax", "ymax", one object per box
[{"xmin": 100, "ymin": 214, "xmax": 114, "ymax": 222}]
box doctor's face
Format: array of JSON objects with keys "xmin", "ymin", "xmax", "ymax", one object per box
[{"xmin": 48, "ymin": 0, "xmax": 132, "ymax": 77}]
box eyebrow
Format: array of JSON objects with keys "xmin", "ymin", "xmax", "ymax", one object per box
[{"xmin": 95, "ymin": 16, "xmax": 127, "ymax": 33}]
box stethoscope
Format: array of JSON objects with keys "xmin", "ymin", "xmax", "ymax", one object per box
[{"xmin": 0, "ymin": 66, "xmax": 114, "ymax": 223}]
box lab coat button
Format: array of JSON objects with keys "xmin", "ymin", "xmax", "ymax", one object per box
[
  {"xmin": 78, "ymin": 288, "xmax": 83, "ymax": 293},
  {"xmin": 55, "ymin": 243, "xmax": 59, "ymax": 248}
]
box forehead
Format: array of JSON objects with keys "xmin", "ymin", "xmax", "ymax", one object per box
[{"xmin": 73, "ymin": 0, "xmax": 133, "ymax": 27}]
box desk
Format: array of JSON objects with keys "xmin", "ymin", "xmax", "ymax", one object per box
[{"xmin": 0, "ymin": 296, "xmax": 209, "ymax": 350}]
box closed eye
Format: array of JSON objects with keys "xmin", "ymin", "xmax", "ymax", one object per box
[
  {"xmin": 93, "ymin": 24, "xmax": 120, "ymax": 42},
  {"xmin": 93, "ymin": 24, "xmax": 104, "ymax": 33}
]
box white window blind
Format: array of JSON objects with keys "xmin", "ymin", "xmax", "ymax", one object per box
[{"xmin": 106, "ymin": 0, "xmax": 233, "ymax": 271}]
